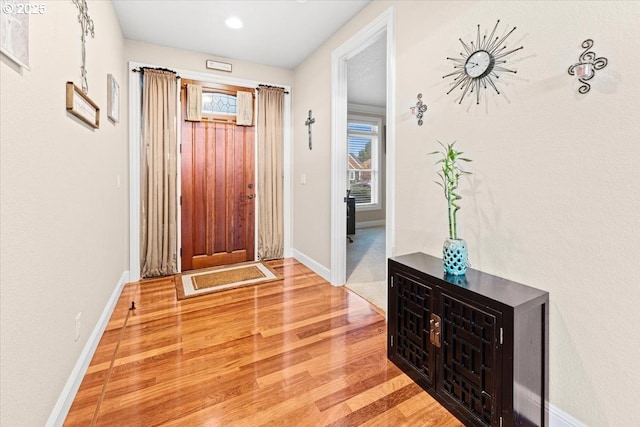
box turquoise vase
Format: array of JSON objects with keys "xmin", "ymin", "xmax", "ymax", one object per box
[{"xmin": 443, "ymin": 238, "xmax": 468, "ymax": 276}]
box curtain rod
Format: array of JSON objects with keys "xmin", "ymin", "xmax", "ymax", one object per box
[
  {"xmin": 132, "ymin": 66, "xmax": 181, "ymax": 79},
  {"xmin": 257, "ymin": 84, "xmax": 289, "ymax": 94}
]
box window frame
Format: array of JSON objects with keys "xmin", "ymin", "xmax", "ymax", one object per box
[
  {"xmin": 347, "ymin": 114, "xmax": 382, "ymax": 212},
  {"xmin": 181, "ymin": 79, "xmax": 254, "ymax": 124},
  {"xmin": 201, "ymin": 91, "xmax": 237, "ymax": 117}
]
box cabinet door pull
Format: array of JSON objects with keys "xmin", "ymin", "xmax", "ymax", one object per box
[{"xmin": 429, "ymin": 314, "xmax": 442, "ymax": 348}]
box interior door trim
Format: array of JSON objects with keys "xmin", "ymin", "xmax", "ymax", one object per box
[{"xmin": 330, "ymin": 7, "xmax": 396, "ymax": 286}]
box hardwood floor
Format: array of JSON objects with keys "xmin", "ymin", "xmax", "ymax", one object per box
[{"xmin": 64, "ymin": 259, "xmax": 462, "ymax": 426}]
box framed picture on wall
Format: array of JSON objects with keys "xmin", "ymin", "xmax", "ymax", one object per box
[
  {"xmin": 0, "ymin": 1, "xmax": 30, "ymax": 69},
  {"xmin": 66, "ymin": 81, "xmax": 100, "ymax": 129},
  {"xmin": 107, "ymin": 74, "xmax": 119, "ymax": 123}
]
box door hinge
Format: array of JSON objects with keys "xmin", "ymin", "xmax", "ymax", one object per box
[
  {"xmin": 500, "ymin": 327, "xmax": 503, "ymax": 345},
  {"xmin": 179, "ymin": 143, "xmax": 182, "ymax": 154},
  {"xmin": 390, "ymin": 276, "xmax": 394, "ymax": 288},
  {"xmin": 180, "ymin": 247, "xmax": 182, "ymax": 257},
  {"xmin": 180, "ymin": 196, "xmax": 182, "ymax": 206},
  {"xmin": 390, "ymin": 335, "xmax": 394, "ymax": 347}
]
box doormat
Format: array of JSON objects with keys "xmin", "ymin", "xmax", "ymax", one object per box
[{"xmin": 176, "ymin": 262, "xmax": 280, "ymax": 300}]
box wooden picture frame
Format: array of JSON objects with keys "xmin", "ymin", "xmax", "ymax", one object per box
[
  {"xmin": 66, "ymin": 81, "xmax": 99, "ymax": 129},
  {"xmin": 205, "ymin": 60, "xmax": 232, "ymax": 72},
  {"xmin": 107, "ymin": 74, "xmax": 119, "ymax": 123}
]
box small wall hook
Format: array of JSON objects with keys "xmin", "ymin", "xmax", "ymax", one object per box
[{"xmin": 410, "ymin": 93, "xmax": 428, "ymax": 126}]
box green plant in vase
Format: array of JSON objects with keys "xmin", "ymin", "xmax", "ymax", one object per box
[{"xmin": 429, "ymin": 141, "xmax": 472, "ymax": 275}]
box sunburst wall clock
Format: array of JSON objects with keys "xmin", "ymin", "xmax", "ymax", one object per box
[{"xmin": 443, "ymin": 20, "xmax": 524, "ymax": 105}]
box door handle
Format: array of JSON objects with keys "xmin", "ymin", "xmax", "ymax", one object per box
[{"xmin": 248, "ymin": 194, "xmax": 254, "ymax": 200}]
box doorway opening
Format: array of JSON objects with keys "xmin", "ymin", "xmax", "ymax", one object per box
[
  {"xmin": 344, "ymin": 110, "xmax": 386, "ymax": 310},
  {"xmin": 179, "ymin": 80, "xmax": 257, "ymax": 271},
  {"xmin": 330, "ymin": 7, "xmax": 395, "ymax": 302}
]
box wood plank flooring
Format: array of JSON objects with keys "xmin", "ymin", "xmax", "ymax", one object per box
[{"xmin": 64, "ymin": 259, "xmax": 462, "ymax": 426}]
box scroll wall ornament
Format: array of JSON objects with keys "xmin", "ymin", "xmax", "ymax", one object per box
[
  {"xmin": 443, "ymin": 20, "xmax": 523, "ymax": 106},
  {"xmin": 72, "ymin": 0, "xmax": 95, "ymax": 93},
  {"xmin": 567, "ymin": 39, "xmax": 608, "ymax": 95},
  {"xmin": 410, "ymin": 93, "xmax": 428, "ymax": 126}
]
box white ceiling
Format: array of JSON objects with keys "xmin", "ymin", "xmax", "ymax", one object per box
[
  {"xmin": 113, "ymin": 0, "xmax": 385, "ymax": 107},
  {"xmin": 347, "ymin": 35, "xmax": 387, "ymax": 108},
  {"xmin": 112, "ymin": 0, "xmax": 371, "ymax": 70}
]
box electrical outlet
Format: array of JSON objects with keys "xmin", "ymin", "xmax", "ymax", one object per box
[{"xmin": 75, "ymin": 312, "xmax": 81, "ymax": 342}]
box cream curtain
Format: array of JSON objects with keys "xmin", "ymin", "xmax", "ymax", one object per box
[
  {"xmin": 140, "ymin": 69, "xmax": 179, "ymax": 278},
  {"xmin": 257, "ymin": 87, "xmax": 285, "ymax": 260},
  {"xmin": 186, "ymin": 83, "xmax": 202, "ymax": 121},
  {"xmin": 236, "ymin": 91, "xmax": 253, "ymax": 126}
]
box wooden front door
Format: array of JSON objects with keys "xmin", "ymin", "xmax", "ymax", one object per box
[{"xmin": 180, "ymin": 93, "xmax": 255, "ymax": 271}]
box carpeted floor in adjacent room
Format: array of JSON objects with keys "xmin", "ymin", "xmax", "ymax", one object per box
[{"xmin": 346, "ymin": 226, "xmax": 387, "ymax": 312}]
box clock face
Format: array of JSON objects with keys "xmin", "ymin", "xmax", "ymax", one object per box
[
  {"xmin": 443, "ymin": 21, "xmax": 524, "ymax": 106},
  {"xmin": 464, "ymin": 50, "xmax": 493, "ymax": 78}
]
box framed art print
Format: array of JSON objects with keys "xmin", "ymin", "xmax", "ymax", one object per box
[
  {"xmin": 66, "ymin": 81, "xmax": 99, "ymax": 129},
  {"xmin": 107, "ymin": 74, "xmax": 119, "ymax": 123},
  {"xmin": 0, "ymin": 0, "xmax": 30, "ymax": 69}
]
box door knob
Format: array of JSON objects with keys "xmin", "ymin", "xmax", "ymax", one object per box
[{"xmin": 248, "ymin": 194, "xmax": 254, "ymax": 199}]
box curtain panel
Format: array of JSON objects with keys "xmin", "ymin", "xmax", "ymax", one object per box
[
  {"xmin": 186, "ymin": 83, "xmax": 202, "ymax": 121},
  {"xmin": 140, "ymin": 69, "xmax": 179, "ymax": 278},
  {"xmin": 257, "ymin": 87, "xmax": 285, "ymax": 260},
  {"xmin": 236, "ymin": 91, "xmax": 254, "ymax": 126}
]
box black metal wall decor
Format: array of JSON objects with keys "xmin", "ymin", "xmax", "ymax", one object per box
[
  {"xmin": 72, "ymin": 0, "xmax": 95, "ymax": 93},
  {"xmin": 410, "ymin": 93, "xmax": 428, "ymax": 126},
  {"xmin": 443, "ymin": 20, "xmax": 524, "ymax": 106},
  {"xmin": 305, "ymin": 110, "xmax": 315, "ymax": 150},
  {"xmin": 567, "ymin": 39, "xmax": 608, "ymax": 95}
]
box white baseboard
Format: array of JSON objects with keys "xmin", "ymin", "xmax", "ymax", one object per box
[
  {"xmin": 283, "ymin": 246, "xmax": 293, "ymax": 259},
  {"xmin": 291, "ymin": 249, "xmax": 333, "ymax": 284},
  {"xmin": 45, "ymin": 271, "xmax": 130, "ymax": 427},
  {"xmin": 513, "ymin": 382, "xmax": 586, "ymax": 427},
  {"xmin": 355, "ymin": 220, "xmax": 385, "ymax": 228},
  {"xmin": 549, "ymin": 403, "xmax": 587, "ymax": 427}
]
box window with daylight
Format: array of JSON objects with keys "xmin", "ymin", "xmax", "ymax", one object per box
[
  {"xmin": 202, "ymin": 92, "xmax": 237, "ymax": 116},
  {"xmin": 183, "ymin": 79, "xmax": 254, "ymax": 124},
  {"xmin": 347, "ymin": 115, "xmax": 381, "ymax": 210}
]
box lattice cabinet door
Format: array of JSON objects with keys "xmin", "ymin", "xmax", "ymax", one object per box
[
  {"xmin": 388, "ymin": 253, "xmax": 549, "ymax": 427},
  {"xmin": 388, "ymin": 271, "xmax": 436, "ymax": 388},
  {"xmin": 438, "ymin": 292, "xmax": 503, "ymax": 427}
]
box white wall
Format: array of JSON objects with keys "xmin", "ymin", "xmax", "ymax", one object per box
[
  {"xmin": 0, "ymin": 2, "xmax": 128, "ymax": 426},
  {"xmin": 124, "ymin": 39, "xmax": 294, "ymax": 86},
  {"xmin": 293, "ymin": 1, "xmax": 640, "ymax": 425}
]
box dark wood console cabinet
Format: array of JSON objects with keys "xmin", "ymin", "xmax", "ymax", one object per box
[{"xmin": 388, "ymin": 253, "xmax": 549, "ymax": 427}]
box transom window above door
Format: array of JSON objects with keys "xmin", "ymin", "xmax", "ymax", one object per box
[
  {"xmin": 202, "ymin": 92, "xmax": 237, "ymax": 116},
  {"xmin": 182, "ymin": 78, "xmax": 254, "ymax": 124}
]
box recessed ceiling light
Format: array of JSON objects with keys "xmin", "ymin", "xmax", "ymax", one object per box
[{"xmin": 225, "ymin": 16, "xmax": 243, "ymax": 29}]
